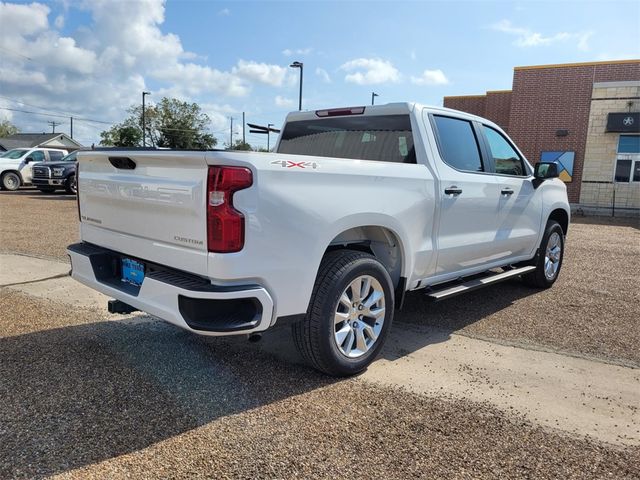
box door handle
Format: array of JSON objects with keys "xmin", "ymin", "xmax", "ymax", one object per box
[
  {"xmin": 444, "ymin": 186, "xmax": 463, "ymax": 196},
  {"xmin": 501, "ymin": 188, "xmax": 514, "ymax": 195}
]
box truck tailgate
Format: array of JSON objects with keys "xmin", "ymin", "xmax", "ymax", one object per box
[{"xmin": 77, "ymin": 151, "xmax": 209, "ymax": 274}]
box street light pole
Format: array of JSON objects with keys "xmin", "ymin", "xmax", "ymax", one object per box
[
  {"xmin": 371, "ymin": 92, "xmax": 379, "ymax": 105},
  {"xmin": 290, "ymin": 61, "xmax": 303, "ymax": 111},
  {"xmin": 267, "ymin": 123, "xmax": 274, "ymax": 151},
  {"xmin": 142, "ymin": 91, "xmax": 150, "ymax": 147}
]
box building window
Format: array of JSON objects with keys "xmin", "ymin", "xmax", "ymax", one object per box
[
  {"xmin": 615, "ymin": 135, "xmax": 640, "ymax": 183},
  {"xmin": 618, "ymin": 135, "xmax": 640, "ymax": 154}
]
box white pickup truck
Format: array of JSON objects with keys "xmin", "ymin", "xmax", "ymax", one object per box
[{"xmin": 68, "ymin": 103, "xmax": 569, "ymax": 376}]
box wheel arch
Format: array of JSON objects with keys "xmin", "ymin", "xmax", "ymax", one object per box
[
  {"xmin": 1, "ymin": 169, "xmax": 23, "ymax": 181},
  {"xmin": 324, "ymin": 224, "xmax": 407, "ymax": 291},
  {"xmin": 549, "ymin": 208, "xmax": 569, "ymax": 235}
]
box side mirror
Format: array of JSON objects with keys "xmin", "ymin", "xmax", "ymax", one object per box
[
  {"xmin": 534, "ymin": 162, "xmax": 559, "ymax": 180},
  {"xmin": 24, "ymin": 156, "xmax": 34, "ymax": 163},
  {"xmin": 533, "ymin": 162, "xmax": 559, "ymax": 188}
]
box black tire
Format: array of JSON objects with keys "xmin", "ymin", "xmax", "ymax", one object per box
[
  {"xmin": 1, "ymin": 172, "xmax": 21, "ymax": 191},
  {"xmin": 65, "ymin": 174, "xmax": 77, "ymax": 194},
  {"xmin": 38, "ymin": 187, "xmax": 56, "ymax": 193},
  {"xmin": 292, "ymin": 250, "xmax": 395, "ymax": 376},
  {"xmin": 523, "ymin": 220, "xmax": 564, "ymax": 289}
]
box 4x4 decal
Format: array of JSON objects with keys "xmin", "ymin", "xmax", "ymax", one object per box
[{"xmin": 271, "ymin": 160, "xmax": 319, "ymax": 169}]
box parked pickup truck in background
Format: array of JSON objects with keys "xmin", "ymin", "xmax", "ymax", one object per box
[
  {"xmin": 0, "ymin": 147, "xmax": 69, "ymax": 191},
  {"xmin": 67, "ymin": 103, "xmax": 570, "ymax": 376},
  {"xmin": 32, "ymin": 150, "xmax": 80, "ymax": 194}
]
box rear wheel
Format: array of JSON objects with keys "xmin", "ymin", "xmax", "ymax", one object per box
[
  {"xmin": 292, "ymin": 250, "xmax": 395, "ymax": 376},
  {"xmin": 523, "ymin": 220, "xmax": 564, "ymax": 288},
  {"xmin": 65, "ymin": 174, "xmax": 77, "ymax": 194},
  {"xmin": 1, "ymin": 172, "xmax": 21, "ymax": 191}
]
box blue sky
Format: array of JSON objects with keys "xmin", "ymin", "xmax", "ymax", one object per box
[{"xmin": 1, "ymin": 0, "xmax": 639, "ymax": 147}]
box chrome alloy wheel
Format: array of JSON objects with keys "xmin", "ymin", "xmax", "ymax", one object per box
[
  {"xmin": 333, "ymin": 275, "xmax": 386, "ymax": 358},
  {"xmin": 544, "ymin": 232, "xmax": 562, "ymax": 280}
]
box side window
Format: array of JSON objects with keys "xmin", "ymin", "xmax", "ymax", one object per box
[
  {"xmin": 48, "ymin": 151, "xmax": 64, "ymax": 161},
  {"xmin": 483, "ymin": 126, "xmax": 526, "ymax": 176},
  {"xmin": 433, "ymin": 115, "xmax": 483, "ymax": 172},
  {"xmin": 30, "ymin": 151, "xmax": 45, "ymax": 162}
]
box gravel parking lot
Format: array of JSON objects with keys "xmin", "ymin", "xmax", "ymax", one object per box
[
  {"xmin": 1, "ymin": 289, "xmax": 638, "ymax": 479},
  {"xmin": 1, "ymin": 189, "xmax": 639, "ymax": 478}
]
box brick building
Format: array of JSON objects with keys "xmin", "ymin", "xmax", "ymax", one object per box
[{"xmin": 444, "ymin": 60, "xmax": 640, "ymax": 216}]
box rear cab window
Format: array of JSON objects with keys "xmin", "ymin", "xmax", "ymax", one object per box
[
  {"xmin": 277, "ymin": 114, "xmax": 416, "ymax": 163},
  {"xmin": 431, "ymin": 115, "xmax": 484, "ymax": 173}
]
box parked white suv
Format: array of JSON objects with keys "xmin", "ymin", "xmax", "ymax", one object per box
[
  {"xmin": 0, "ymin": 147, "xmax": 69, "ymax": 190},
  {"xmin": 68, "ymin": 103, "xmax": 570, "ymax": 376}
]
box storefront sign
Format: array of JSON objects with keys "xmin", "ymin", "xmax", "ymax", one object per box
[{"xmin": 606, "ymin": 112, "xmax": 640, "ymax": 133}]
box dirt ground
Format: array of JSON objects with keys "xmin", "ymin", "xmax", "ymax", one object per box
[{"xmin": 1, "ymin": 289, "xmax": 638, "ymax": 480}]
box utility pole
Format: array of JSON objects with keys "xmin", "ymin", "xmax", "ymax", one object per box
[
  {"xmin": 242, "ymin": 112, "xmax": 246, "ymax": 144},
  {"xmin": 70, "ymin": 117, "xmax": 73, "ymax": 139},
  {"xmin": 229, "ymin": 117, "xmax": 234, "ymax": 147},
  {"xmin": 48, "ymin": 121, "xmax": 61, "ymax": 133},
  {"xmin": 371, "ymin": 92, "xmax": 379, "ymax": 105},
  {"xmin": 142, "ymin": 91, "xmax": 150, "ymax": 147}
]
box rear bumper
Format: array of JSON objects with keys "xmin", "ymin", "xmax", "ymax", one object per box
[{"xmin": 67, "ymin": 242, "xmax": 274, "ymax": 336}]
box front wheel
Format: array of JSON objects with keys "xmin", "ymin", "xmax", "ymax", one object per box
[
  {"xmin": 523, "ymin": 220, "xmax": 564, "ymax": 288},
  {"xmin": 292, "ymin": 250, "xmax": 395, "ymax": 376},
  {"xmin": 65, "ymin": 174, "xmax": 77, "ymax": 194},
  {"xmin": 1, "ymin": 172, "xmax": 21, "ymax": 191}
]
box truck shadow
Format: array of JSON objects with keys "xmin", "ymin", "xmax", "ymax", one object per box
[{"xmin": 0, "ymin": 318, "xmax": 334, "ymax": 478}]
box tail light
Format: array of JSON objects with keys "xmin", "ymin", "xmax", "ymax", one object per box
[
  {"xmin": 207, "ymin": 166, "xmax": 253, "ymax": 253},
  {"xmin": 315, "ymin": 106, "xmax": 366, "ymax": 117}
]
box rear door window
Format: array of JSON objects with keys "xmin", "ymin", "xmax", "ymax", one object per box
[
  {"xmin": 432, "ymin": 115, "xmax": 483, "ymax": 172},
  {"xmin": 29, "ymin": 151, "xmax": 45, "ymax": 162},
  {"xmin": 277, "ymin": 114, "xmax": 416, "ymax": 163},
  {"xmin": 48, "ymin": 151, "xmax": 64, "ymax": 161}
]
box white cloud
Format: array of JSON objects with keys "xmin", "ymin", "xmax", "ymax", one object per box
[
  {"xmin": 282, "ymin": 47, "xmax": 312, "ymax": 57},
  {"xmin": 218, "ymin": 8, "xmax": 230, "ymax": 16},
  {"xmin": 232, "ymin": 60, "xmax": 288, "ymax": 87},
  {"xmin": 274, "ymin": 95, "xmax": 295, "ymax": 108},
  {"xmin": 0, "ymin": 0, "xmax": 297, "ymax": 145},
  {"xmin": 340, "ymin": 58, "xmax": 400, "ymax": 85},
  {"xmin": 410, "ymin": 69, "xmax": 449, "ymax": 86},
  {"xmin": 491, "ymin": 19, "xmax": 592, "ymax": 51},
  {"xmin": 315, "ymin": 67, "xmax": 331, "ymax": 83}
]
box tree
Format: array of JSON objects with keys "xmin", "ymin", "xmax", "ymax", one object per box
[
  {"xmin": 100, "ymin": 124, "xmax": 141, "ymax": 147},
  {"xmin": 100, "ymin": 97, "xmax": 217, "ymax": 149},
  {"xmin": 228, "ymin": 139, "xmax": 253, "ymax": 151},
  {"xmin": 0, "ymin": 120, "xmax": 19, "ymax": 137}
]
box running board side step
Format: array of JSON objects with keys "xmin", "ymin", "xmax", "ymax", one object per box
[{"xmin": 425, "ymin": 266, "xmax": 536, "ymax": 302}]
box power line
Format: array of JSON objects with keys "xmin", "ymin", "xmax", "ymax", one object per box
[
  {"xmin": 0, "ymin": 107, "xmax": 112, "ymax": 125},
  {"xmin": 0, "ymin": 96, "xmax": 112, "ymax": 124},
  {"xmin": 0, "ymin": 46, "xmax": 33, "ymax": 61}
]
